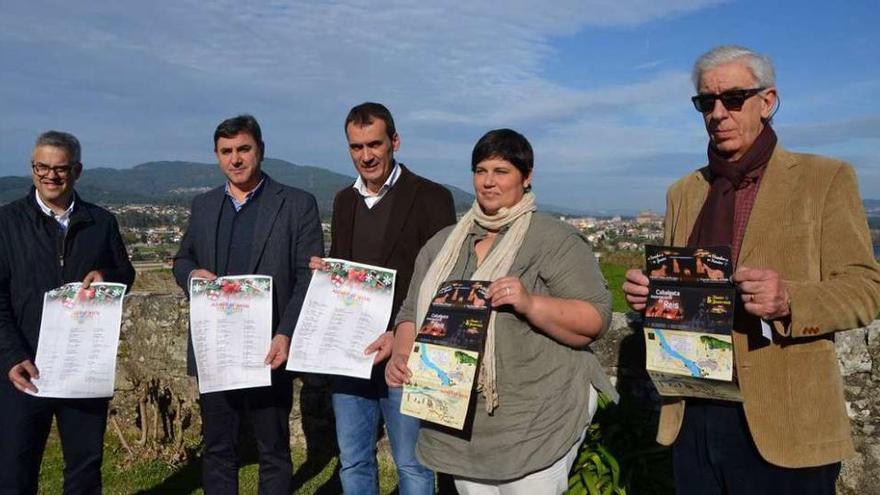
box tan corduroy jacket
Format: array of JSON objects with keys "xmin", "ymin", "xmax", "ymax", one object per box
[{"xmin": 656, "ymin": 146, "xmax": 880, "ymax": 468}]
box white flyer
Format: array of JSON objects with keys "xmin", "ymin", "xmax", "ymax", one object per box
[
  {"xmin": 287, "ymin": 258, "xmax": 396, "ymax": 379},
  {"xmin": 189, "ymin": 275, "xmax": 273, "ymax": 394},
  {"xmin": 30, "ymin": 282, "xmax": 127, "ymax": 398}
]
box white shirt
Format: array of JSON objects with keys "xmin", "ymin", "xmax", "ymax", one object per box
[
  {"xmin": 352, "ymin": 162, "xmax": 401, "ymax": 209},
  {"xmin": 35, "ymin": 192, "xmax": 75, "ymax": 231}
]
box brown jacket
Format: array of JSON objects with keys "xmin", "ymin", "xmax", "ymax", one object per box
[
  {"xmin": 329, "ymin": 164, "xmax": 456, "ymax": 330},
  {"xmin": 657, "ymin": 146, "xmax": 880, "ymax": 468}
]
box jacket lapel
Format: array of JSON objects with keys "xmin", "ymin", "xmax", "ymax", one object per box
[
  {"xmin": 335, "ymin": 189, "xmax": 358, "ymax": 260},
  {"xmin": 378, "ymin": 164, "xmax": 419, "ymax": 264},
  {"xmin": 205, "ymin": 187, "xmax": 226, "ymax": 274},
  {"xmin": 672, "ymin": 172, "xmax": 710, "ymax": 246},
  {"xmin": 249, "ymin": 177, "xmax": 284, "ymax": 272},
  {"xmin": 737, "ymin": 147, "xmax": 797, "ymax": 265}
]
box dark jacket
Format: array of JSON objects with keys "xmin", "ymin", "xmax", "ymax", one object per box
[
  {"xmin": 0, "ymin": 189, "xmax": 135, "ymax": 375},
  {"xmin": 172, "ymin": 175, "xmax": 324, "ymax": 376},
  {"xmin": 330, "ymin": 164, "xmax": 456, "ymax": 395},
  {"xmin": 330, "ymin": 164, "xmax": 456, "ymax": 329}
]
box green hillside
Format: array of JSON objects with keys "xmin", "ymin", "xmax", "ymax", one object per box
[{"xmin": 0, "ymin": 159, "xmax": 475, "ymax": 218}]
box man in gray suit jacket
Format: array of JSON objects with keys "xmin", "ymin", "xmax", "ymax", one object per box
[{"xmin": 173, "ymin": 114, "xmax": 323, "ymax": 494}]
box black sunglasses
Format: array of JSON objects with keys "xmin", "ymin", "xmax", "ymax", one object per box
[{"xmin": 691, "ymin": 87, "xmax": 766, "ymax": 113}]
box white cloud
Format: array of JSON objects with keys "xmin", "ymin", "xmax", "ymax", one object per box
[{"xmin": 20, "ymin": 0, "xmax": 880, "ymax": 214}]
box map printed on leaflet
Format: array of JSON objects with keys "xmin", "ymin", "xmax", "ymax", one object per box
[
  {"xmin": 401, "ymin": 280, "xmax": 492, "ymax": 430},
  {"xmin": 642, "ymin": 245, "xmax": 742, "ymax": 401}
]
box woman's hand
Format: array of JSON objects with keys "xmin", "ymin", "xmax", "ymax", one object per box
[
  {"xmin": 487, "ymin": 276, "xmax": 533, "ymax": 315},
  {"xmin": 385, "ymin": 353, "xmax": 412, "ymax": 387},
  {"xmin": 488, "ymin": 276, "xmax": 604, "ymax": 348}
]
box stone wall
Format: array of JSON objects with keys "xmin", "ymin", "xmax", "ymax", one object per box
[
  {"xmin": 590, "ymin": 313, "xmax": 880, "ymax": 495},
  {"xmin": 111, "ymin": 293, "xmax": 337, "ymax": 465},
  {"xmin": 116, "ymin": 295, "xmax": 880, "ymax": 493}
]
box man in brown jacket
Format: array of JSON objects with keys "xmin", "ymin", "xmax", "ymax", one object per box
[{"xmin": 623, "ymin": 45, "xmax": 880, "ymax": 494}]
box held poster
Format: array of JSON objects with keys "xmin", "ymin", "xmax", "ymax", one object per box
[
  {"xmin": 401, "ymin": 280, "xmax": 492, "ymax": 430},
  {"xmin": 287, "ymin": 258, "xmax": 396, "ymax": 379},
  {"xmin": 642, "ymin": 245, "xmax": 742, "ymax": 402},
  {"xmin": 190, "ymin": 275, "xmax": 273, "ymax": 394},
  {"xmin": 31, "ymin": 282, "xmax": 127, "ymax": 398}
]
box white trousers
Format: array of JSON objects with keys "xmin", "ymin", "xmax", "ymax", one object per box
[{"xmin": 453, "ymin": 385, "xmax": 599, "ymax": 495}]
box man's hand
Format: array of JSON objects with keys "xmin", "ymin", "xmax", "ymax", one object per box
[
  {"xmin": 622, "ymin": 269, "xmax": 650, "ymax": 311},
  {"xmin": 8, "ymin": 359, "xmax": 39, "ymax": 393},
  {"xmin": 732, "ymin": 266, "xmax": 791, "ymax": 320},
  {"xmin": 364, "ymin": 331, "xmax": 393, "ymax": 364},
  {"xmin": 264, "ymin": 334, "xmax": 291, "ymax": 370},
  {"xmin": 81, "ymin": 270, "xmax": 104, "ymax": 289},
  {"xmin": 308, "ymin": 257, "xmax": 328, "ymax": 272},
  {"xmin": 190, "ymin": 269, "xmax": 217, "ymax": 281},
  {"xmin": 385, "ymin": 353, "xmax": 412, "ymax": 387}
]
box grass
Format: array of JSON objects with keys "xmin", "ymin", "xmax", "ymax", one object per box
[
  {"xmin": 600, "ymin": 262, "xmax": 631, "ymax": 314},
  {"xmin": 131, "ymin": 268, "xmax": 181, "ymax": 293},
  {"xmin": 38, "ymin": 426, "xmax": 399, "ymax": 494}
]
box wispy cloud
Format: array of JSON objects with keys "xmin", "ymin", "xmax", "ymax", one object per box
[{"xmin": 3, "ymin": 0, "xmax": 877, "ymax": 213}]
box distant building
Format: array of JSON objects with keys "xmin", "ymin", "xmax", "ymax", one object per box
[{"xmin": 636, "ymin": 209, "xmax": 662, "ymax": 224}]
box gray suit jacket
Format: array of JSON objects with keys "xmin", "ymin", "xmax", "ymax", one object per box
[{"xmin": 173, "ymin": 174, "xmax": 324, "ymax": 376}]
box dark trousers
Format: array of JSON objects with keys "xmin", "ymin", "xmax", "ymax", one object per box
[
  {"xmin": 0, "ymin": 383, "xmax": 108, "ymax": 495},
  {"xmin": 673, "ymin": 400, "xmax": 841, "ymax": 495},
  {"xmin": 199, "ymin": 372, "xmax": 294, "ymax": 495}
]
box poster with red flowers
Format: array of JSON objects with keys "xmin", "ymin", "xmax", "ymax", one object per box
[
  {"xmin": 287, "ymin": 258, "xmax": 396, "ymax": 379},
  {"xmin": 189, "ymin": 275, "xmax": 273, "ymax": 394},
  {"xmin": 30, "ymin": 282, "xmax": 128, "ymax": 398}
]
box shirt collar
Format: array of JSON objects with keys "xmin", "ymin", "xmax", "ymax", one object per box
[
  {"xmin": 225, "ymin": 174, "xmax": 266, "ymax": 211},
  {"xmin": 352, "ymin": 161, "xmax": 401, "ymax": 198},
  {"xmin": 34, "ymin": 190, "xmax": 75, "ymax": 224}
]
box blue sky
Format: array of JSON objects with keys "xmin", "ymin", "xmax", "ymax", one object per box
[{"xmin": 2, "ymin": 0, "xmax": 878, "ymax": 214}]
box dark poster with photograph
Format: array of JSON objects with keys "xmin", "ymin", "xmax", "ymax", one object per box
[
  {"xmin": 642, "ymin": 245, "xmax": 742, "ymax": 401},
  {"xmin": 401, "ymin": 280, "xmax": 492, "ymax": 429}
]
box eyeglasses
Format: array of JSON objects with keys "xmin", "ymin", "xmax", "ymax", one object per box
[
  {"xmin": 691, "ymin": 87, "xmax": 766, "ymax": 113},
  {"xmin": 32, "ymin": 162, "xmax": 76, "ymax": 178}
]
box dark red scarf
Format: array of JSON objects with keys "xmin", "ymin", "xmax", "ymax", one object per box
[{"xmin": 687, "ymin": 125, "xmax": 777, "ymax": 248}]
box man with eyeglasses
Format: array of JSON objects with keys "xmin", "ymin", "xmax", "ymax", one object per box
[
  {"xmin": 0, "ymin": 130, "xmax": 135, "ymax": 493},
  {"xmin": 623, "ymin": 45, "xmax": 880, "ymax": 494}
]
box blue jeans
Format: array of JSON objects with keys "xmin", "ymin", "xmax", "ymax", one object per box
[{"xmin": 332, "ymin": 386, "xmax": 434, "ymax": 494}]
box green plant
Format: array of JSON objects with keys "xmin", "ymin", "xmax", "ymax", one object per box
[
  {"xmin": 568, "ymin": 394, "xmax": 674, "ymax": 495},
  {"xmin": 568, "ymin": 394, "xmax": 626, "ymax": 495}
]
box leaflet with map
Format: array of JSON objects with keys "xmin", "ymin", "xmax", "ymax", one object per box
[
  {"xmin": 400, "ymin": 280, "xmax": 492, "ymax": 430},
  {"xmin": 643, "ymin": 245, "xmax": 742, "ymax": 401}
]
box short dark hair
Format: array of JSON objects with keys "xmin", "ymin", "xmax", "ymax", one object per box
[
  {"xmin": 345, "ymin": 102, "xmax": 396, "ymax": 140},
  {"xmin": 213, "ymin": 114, "xmax": 265, "ymax": 159},
  {"xmin": 35, "ymin": 130, "xmax": 82, "ymax": 164},
  {"xmin": 471, "ymin": 128, "xmax": 533, "ymax": 178}
]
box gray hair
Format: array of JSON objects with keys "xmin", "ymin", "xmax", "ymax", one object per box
[
  {"xmin": 692, "ymin": 45, "xmax": 776, "ymax": 91},
  {"xmin": 34, "ymin": 130, "xmax": 82, "ymax": 164}
]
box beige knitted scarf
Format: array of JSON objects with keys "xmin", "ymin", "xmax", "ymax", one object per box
[{"xmin": 414, "ymin": 192, "xmax": 536, "ymax": 413}]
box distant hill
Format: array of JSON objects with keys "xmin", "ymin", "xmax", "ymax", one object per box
[{"xmin": 0, "ymin": 159, "xmax": 475, "ymax": 217}]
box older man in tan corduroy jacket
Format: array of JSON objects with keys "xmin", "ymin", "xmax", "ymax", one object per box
[{"xmin": 623, "ymin": 45, "xmax": 880, "ymax": 495}]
